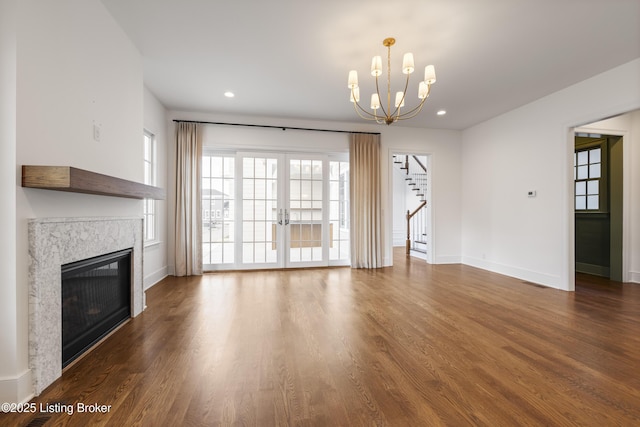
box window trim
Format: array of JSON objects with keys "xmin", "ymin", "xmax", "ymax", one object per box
[
  {"xmin": 574, "ymin": 137, "xmax": 608, "ymax": 214},
  {"xmin": 143, "ymin": 130, "xmax": 158, "ymax": 244}
]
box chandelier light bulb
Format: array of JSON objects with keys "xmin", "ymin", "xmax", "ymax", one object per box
[
  {"xmin": 348, "ymin": 70, "xmax": 359, "ymax": 89},
  {"xmin": 371, "ymin": 56, "xmax": 382, "ymax": 77},
  {"xmin": 395, "ymin": 92, "xmax": 405, "ymax": 108},
  {"xmin": 402, "ymin": 53, "xmax": 415, "ymax": 74},
  {"xmin": 424, "ymin": 65, "xmax": 436, "ymax": 84},
  {"xmin": 418, "ymin": 81, "xmax": 429, "ymax": 99},
  {"xmin": 371, "ymin": 93, "xmax": 381, "ymax": 110},
  {"xmin": 350, "ymin": 87, "xmax": 360, "ymax": 103}
]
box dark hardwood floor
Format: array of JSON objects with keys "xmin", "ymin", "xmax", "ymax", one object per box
[{"xmin": 3, "ymin": 249, "xmax": 640, "ymax": 426}]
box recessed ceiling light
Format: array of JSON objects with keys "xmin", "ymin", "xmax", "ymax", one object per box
[
  {"xmin": 436, "ymin": 110, "xmax": 447, "ymax": 116},
  {"xmin": 224, "ymin": 91, "xmax": 235, "ymax": 98}
]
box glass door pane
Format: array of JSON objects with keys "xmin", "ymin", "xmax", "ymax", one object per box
[
  {"xmin": 202, "ymin": 155, "xmax": 235, "ymax": 268},
  {"xmin": 286, "ymin": 157, "xmax": 327, "ymax": 267},
  {"xmin": 329, "ymin": 160, "xmax": 350, "ymax": 263},
  {"xmin": 241, "ymin": 155, "xmax": 280, "ymax": 268}
]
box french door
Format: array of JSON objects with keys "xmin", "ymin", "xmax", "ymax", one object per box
[{"xmin": 202, "ymin": 152, "xmax": 350, "ymax": 270}]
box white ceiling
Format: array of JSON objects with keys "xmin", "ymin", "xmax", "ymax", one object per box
[{"xmin": 100, "ymin": 0, "xmax": 640, "ymax": 130}]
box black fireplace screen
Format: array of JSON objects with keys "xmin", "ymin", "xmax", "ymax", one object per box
[{"xmin": 61, "ymin": 248, "xmax": 132, "ymax": 368}]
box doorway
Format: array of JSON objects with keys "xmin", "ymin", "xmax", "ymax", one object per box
[
  {"xmin": 574, "ymin": 133, "xmax": 623, "ymax": 281},
  {"xmin": 391, "ymin": 152, "xmax": 432, "ymax": 263}
]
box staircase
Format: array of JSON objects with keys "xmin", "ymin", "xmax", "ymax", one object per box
[{"xmin": 393, "ymin": 155, "xmax": 428, "ymax": 257}]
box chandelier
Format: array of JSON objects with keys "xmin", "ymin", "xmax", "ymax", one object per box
[{"xmin": 348, "ymin": 37, "xmax": 436, "ymax": 125}]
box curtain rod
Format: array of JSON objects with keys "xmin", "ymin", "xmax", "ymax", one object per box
[{"xmin": 173, "ymin": 119, "xmax": 380, "ymax": 135}]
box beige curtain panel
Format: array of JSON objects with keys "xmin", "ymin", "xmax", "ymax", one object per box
[
  {"xmin": 174, "ymin": 122, "xmax": 203, "ymax": 276},
  {"xmin": 349, "ymin": 133, "xmax": 383, "ymax": 268}
]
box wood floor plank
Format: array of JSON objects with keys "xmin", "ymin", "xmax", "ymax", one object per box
[{"xmin": 3, "ymin": 249, "xmax": 640, "ymax": 426}]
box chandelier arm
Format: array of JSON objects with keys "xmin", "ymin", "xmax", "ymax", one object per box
[
  {"xmin": 374, "ymin": 73, "xmax": 389, "ymax": 119},
  {"xmin": 351, "ymin": 94, "xmax": 387, "ymax": 123},
  {"xmin": 389, "ymin": 71, "xmax": 412, "ymax": 120},
  {"xmin": 394, "ymin": 95, "xmax": 429, "ymax": 121},
  {"xmin": 396, "ymin": 83, "xmax": 432, "ymax": 120},
  {"xmin": 352, "ymin": 101, "xmax": 379, "ymax": 120},
  {"xmin": 350, "ymin": 87, "xmax": 379, "ymax": 119}
]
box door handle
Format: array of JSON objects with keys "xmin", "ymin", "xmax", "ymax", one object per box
[
  {"xmin": 285, "ymin": 209, "xmax": 290, "ymax": 225},
  {"xmin": 278, "ymin": 209, "xmax": 283, "ymax": 225}
]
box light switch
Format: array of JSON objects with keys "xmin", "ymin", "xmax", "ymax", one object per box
[{"xmin": 93, "ymin": 124, "xmax": 101, "ymax": 142}]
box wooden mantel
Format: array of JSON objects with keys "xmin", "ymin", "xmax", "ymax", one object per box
[{"xmin": 22, "ymin": 166, "xmax": 166, "ymax": 200}]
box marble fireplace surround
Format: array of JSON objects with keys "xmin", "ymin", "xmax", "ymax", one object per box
[{"xmin": 28, "ymin": 217, "xmax": 145, "ymax": 395}]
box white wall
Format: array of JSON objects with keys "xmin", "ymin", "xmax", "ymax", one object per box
[
  {"xmin": 577, "ymin": 111, "xmax": 640, "ymax": 283},
  {"xmin": 461, "ymin": 59, "xmax": 640, "ymax": 290},
  {"xmin": 5, "ymin": 0, "xmax": 145, "ymax": 403},
  {"xmin": 168, "ymin": 111, "xmax": 463, "ymax": 270},
  {"xmin": 143, "ymin": 87, "xmax": 169, "ymax": 289},
  {"xmin": 392, "ymin": 166, "xmax": 407, "ymax": 246},
  {"xmin": 0, "ymin": 0, "xmax": 23, "ymax": 404}
]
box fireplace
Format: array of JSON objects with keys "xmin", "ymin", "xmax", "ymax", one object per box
[
  {"xmin": 28, "ymin": 217, "xmax": 145, "ymax": 395},
  {"xmin": 62, "ymin": 249, "xmax": 132, "ymax": 368}
]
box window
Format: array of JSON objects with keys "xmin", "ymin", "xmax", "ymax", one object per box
[
  {"xmin": 574, "ymin": 139, "xmax": 607, "ymax": 212},
  {"xmin": 143, "ymin": 130, "xmax": 157, "ymax": 242}
]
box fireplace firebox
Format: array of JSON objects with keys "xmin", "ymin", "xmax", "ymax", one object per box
[{"xmin": 61, "ymin": 248, "xmax": 132, "ymax": 368}]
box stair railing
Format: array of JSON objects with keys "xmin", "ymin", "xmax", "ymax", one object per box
[{"xmin": 406, "ymin": 200, "xmax": 426, "ymax": 255}]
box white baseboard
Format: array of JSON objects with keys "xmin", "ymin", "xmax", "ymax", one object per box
[
  {"xmin": 434, "ymin": 255, "xmax": 462, "ymax": 264},
  {"xmin": 0, "ymin": 369, "xmax": 33, "ymax": 403},
  {"xmin": 392, "ymin": 230, "xmax": 405, "ymax": 247},
  {"xmin": 409, "ymin": 250, "xmax": 427, "ymax": 261},
  {"xmin": 462, "ymin": 256, "xmax": 565, "ymax": 290},
  {"xmin": 576, "ymin": 262, "xmax": 609, "ymax": 277},
  {"xmin": 144, "ymin": 266, "xmax": 168, "ymax": 290},
  {"xmin": 629, "ymin": 271, "xmax": 640, "ymax": 284}
]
